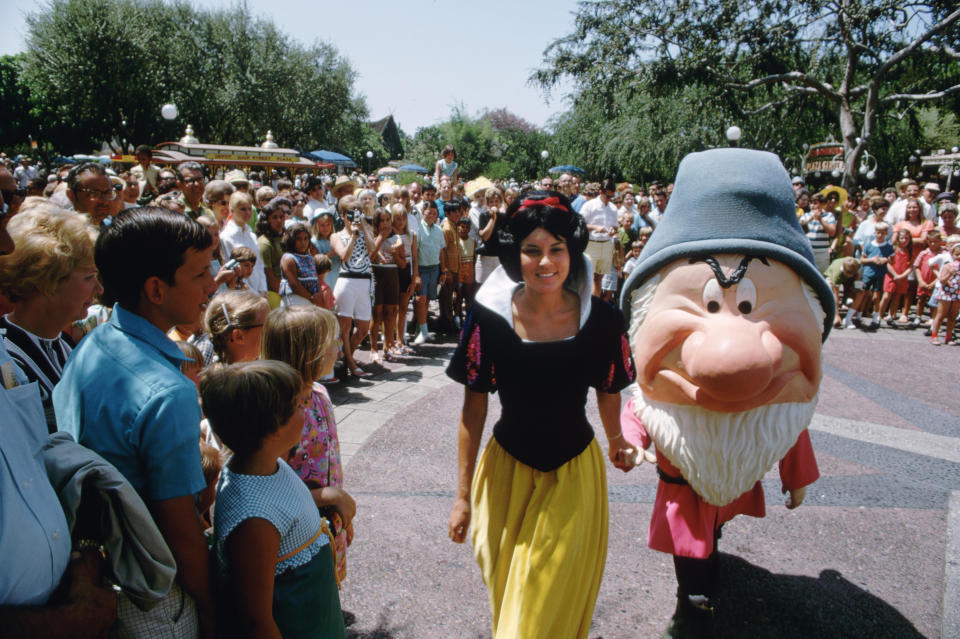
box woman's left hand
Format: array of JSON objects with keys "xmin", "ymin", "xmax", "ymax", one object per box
[
  {"xmin": 448, "ymin": 498, "xmax": 471, "ymax": 543},
  {"xmin": 607, "ymin": 433, "xmax": 655, "ymax": 472}
]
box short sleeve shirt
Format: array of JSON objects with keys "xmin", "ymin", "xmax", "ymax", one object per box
[
  {"xmin": 214, "ymin": 461, "xmax": 328, "ymax": 576},
  {"xmin": 53, "ymin": 305, "xmax": 205, "ymax": 502},
  {"xmin": 417, "ymin": 221, "xmax": 446, "ymax": 267},
  {"xmin": 446, "ymin": 276, "xmax": 635, "ymax": 471},
  {"xmin": 580, "ymin": 197, "xmax": 618, "ymax": 241}
]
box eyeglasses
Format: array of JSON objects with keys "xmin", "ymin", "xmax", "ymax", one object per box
[
  {"xmin": 159, "ymin": 175, "xmax": 177, "ymax": 182},
  {"xmin": 215, "ymin": 199, "xmax": 229, "ymax": 206},
  {"xmin": 75, "ymin": 187, "xmax": 117, "ymax": 200},
  {"xmin": 181, "ymin": 177, "xmax": 204, "ymax": 185}
]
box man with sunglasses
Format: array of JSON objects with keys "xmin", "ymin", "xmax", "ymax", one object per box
[
  {"xmin": 176, "ymin": 161, "xmax": 212, "ymax": 221},
  {"xmin": 65, "ymin": 162, "xmax": 116, "ymax": 227}
]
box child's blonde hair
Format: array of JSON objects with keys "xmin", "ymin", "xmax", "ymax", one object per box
[
  {"xmin": 260, "ymin": 305, "xmax": 339, "ymax": 381},
  {"xmin": 203, "ymin": 289, "xmax": 269, "ymax": 360}
]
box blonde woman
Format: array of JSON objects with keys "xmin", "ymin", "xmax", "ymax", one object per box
[{"xmin": 0, "ymin": 205, "xmax": 101, "ymax": 430}]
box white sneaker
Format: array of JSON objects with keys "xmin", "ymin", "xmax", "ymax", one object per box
[{"xmin": 413, "ymin": 332, "xmax": 428, "ymax": 345}]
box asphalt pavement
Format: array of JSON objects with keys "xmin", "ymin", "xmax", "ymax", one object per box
[{"xmin": 327, "ymin": 323, "xmax": 960, "ymax": 639}]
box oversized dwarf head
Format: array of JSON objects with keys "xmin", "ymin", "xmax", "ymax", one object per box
[{"xmin": 620, "ymin": 149, "xmax": 834, "ymax": 506}]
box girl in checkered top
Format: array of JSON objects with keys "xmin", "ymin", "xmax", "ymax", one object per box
[{"xmin": 201, "ymin": 360, "xmax": 346, "ymax": 638}]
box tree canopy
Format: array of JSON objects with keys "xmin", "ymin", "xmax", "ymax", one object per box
[
  {"xmin": 12, "ymin": 0, "xmax": 371, "ymax": 157},
  {"xmin": 535, "ymin": 0, "xmax": 960, "ymax": 188},
  {"xmin": 404, "ymin": 106, "xmax": 552, "ymax": 182}
]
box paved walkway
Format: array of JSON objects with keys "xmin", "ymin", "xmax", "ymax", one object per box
[{"xmin": 328, "ymin": 326, "xmax": 960, "ymax": 639}]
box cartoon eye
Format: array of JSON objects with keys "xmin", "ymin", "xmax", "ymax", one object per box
[
  {"xmin": 702, "ymin": 278, "xmax": 723, "ymax": 313},
  {"xmin": 736, "ymin": 278, "xmax": 757, "ymax": 314}
]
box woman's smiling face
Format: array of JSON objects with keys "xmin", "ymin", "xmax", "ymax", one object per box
[{"xmin": 519, "ymin": 227, "xmax": 570, "ymax": 294}]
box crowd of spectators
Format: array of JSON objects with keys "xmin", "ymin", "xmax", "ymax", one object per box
[{"xmin": 1, "ymin": 141, "xmax": 959, "ymax": 637}]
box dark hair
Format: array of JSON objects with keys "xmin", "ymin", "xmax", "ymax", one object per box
[
  {"xmin": 499, "ymin": 190, "xmax": 588, "ymax": 283},
  {"xmin": 421, "ymin": 198, "xmax": 438, "ymax": 211},
  {"xmin": 135, "ymin": 145, "xmax": 152, "ymax": 157},
  {"xmin": 305, "ymin": 176, "xmax": 324, "ymax": 192},
  {"xmin": 600, "ymin": 178, "xmax": 616, "ymax": 193},
  {"xmin": 441, "ymin": 145, "xmax": 456, "ymax": 159},
  {"xmin": 66, "ymin": 162, "xmax": 108, "ymax": 191},
  {"xmin": 177, "ymin": 161, "xmax": 204, "ymax": 179},
  {"xmin": 256, "ymin": 196, "xmax": 293, "ymax": 238},
  {"xmin": 95, "ymin": 206, "xmax": 213, "ymax": 310},
  {"xmin": 198, "ymin": 360, "xmax": 303, "ymax": 457},
  {"xmin": 282, "ymin": 223, "xmax": 311, "ymax": 253},
  {"xmin": 443, "ymin": 199, "xmax": 461, "ymax": 211}
]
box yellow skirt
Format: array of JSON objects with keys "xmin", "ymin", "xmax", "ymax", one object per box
[{"xmin": 471, "ymin": 438, "xmax": 608, "ymax": 639}]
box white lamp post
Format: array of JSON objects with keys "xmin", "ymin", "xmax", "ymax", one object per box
[{"xmin": 725, "ymin": 126, "xmax": 742, "ymax": 147}]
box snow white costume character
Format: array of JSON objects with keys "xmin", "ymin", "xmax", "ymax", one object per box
[{"xmin": 446, "ymin": 190, "xmax": 636, "ymax": 639}]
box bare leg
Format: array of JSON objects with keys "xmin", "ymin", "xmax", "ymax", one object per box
[
  {"xmin": 383, "ymin": 305, "xmax": 398, "ymax": 354},
  {"xmin": 396, "ymin": 291, "xmax": 412, "ymax": 347},
  {"xmin": 338, "ymin": 315, "xmax": 358, "ymax": 371}
]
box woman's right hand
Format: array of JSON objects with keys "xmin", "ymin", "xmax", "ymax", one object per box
[{"xmin": 448, "ymin": 498, "xmax": 471, "ymax": 543}]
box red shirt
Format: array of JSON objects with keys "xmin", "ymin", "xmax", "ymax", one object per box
[{"xmin": 621, "ymin": 398, "xmax": 819, "ymax": 558}]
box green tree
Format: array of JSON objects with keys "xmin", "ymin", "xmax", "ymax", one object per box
[
  {"xmin": 0, "ymin": 55, "xmax": 42, "ymax": 153},
  {"xmin": 19, "ymin": 0, "xmax": 370, "ymax": 157},
  {"xmin": 406, "ymin": 106, "xmax": 553, "ymax": 182},
  {"xmin": 536, "ymin": 0, "xmax": 960, "ymax": 189}
]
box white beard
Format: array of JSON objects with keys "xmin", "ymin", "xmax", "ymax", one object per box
[{"xmin": 631, "ymin": 385, "xmax": 818, "ymax": 507}]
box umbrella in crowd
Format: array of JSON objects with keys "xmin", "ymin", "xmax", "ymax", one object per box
[
  {"xmin": 397, "ymin": 164, "xmax": 429, "ymax": 174},
  {"xmin": 377, "ymin": 166, "xmax": 399, "ymax": 176},
  {"xmin": 548, "ymin": 164, "xmax": 586, "ymax": 174},
  {"xmin": 306, "ymin": 149, "xmax": 357, "ymax": 169}
]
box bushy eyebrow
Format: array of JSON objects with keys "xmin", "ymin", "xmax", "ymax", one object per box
[{"xmin": 689, "ymin": 255, "xmax": 769, "ymax": 288}]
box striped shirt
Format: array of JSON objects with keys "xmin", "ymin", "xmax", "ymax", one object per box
[{"xmin": 0, "ymin": 315, "xmax": 71, "ymax": 433}]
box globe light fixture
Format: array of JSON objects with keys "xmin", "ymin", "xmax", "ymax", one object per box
[
  {"xmin": 725, "ymin": 126, "xmax": 742, "ymax": 147},
  {"xmin": 161, "ymin": 103, "xmax": 178, "ymax": 120}
]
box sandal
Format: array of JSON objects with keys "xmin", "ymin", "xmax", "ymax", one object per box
[{"xmin": 350, "ymin": 366, "xmax": 371, "ymax": 377}]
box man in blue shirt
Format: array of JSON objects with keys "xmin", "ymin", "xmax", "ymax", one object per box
[
  {"xmin": 414, "ymin": 200, "xmax": 447, "ymax": 344},
  {"xmin": 0, "ymin": 193, "xmax": 117, "ymax": 636},
  {"xmin": 54, "ymin": 206, "xmax": 218, "ymax": 638}
]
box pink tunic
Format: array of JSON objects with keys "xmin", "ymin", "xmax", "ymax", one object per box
[{"xmin": 621, "ymin": 398, "xmax": 819, "ymax": 558}]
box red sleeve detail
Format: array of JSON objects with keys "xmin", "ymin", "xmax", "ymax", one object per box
[
  {"xmin": 779, "ymin": 429, "xmax": 819, "ymax": 490},
  {"xmin": 620, "ymin": 397, "xmax": 652, "ymax": 449}
]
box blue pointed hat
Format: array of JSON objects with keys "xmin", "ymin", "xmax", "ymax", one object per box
[{"xmin": 619, "ymin": 148, "xmax": 835, "ymax": 339}]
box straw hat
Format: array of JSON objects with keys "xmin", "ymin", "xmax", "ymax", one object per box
[
  {"xmin": 330, "ymin": 175, "xmax": 356, "ymax": 198},
  {"xmin": 465, "ymin": 176, "xmax": 494, "ymax": 198},
  {"xmin": 225, "ymin": 169, "xmax": 248, "ymax": 185},
  {"xmin": 816, "ymin": 184, "xmax": 848, "ymax": 209}
]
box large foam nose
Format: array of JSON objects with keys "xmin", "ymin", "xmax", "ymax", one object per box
[{"xmin": 680, "ymin": 316, "xmax": 781, "ymax": 402}]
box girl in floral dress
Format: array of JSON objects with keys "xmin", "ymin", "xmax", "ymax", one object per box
[
  {"xmin": 261, "ymin": 304, "xmax": 354, "ymax": 583},
  {"xmin": 930, "ymin": 242, "xmax": 960, "ymax": 345}
]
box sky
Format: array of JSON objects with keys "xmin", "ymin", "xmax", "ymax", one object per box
[{"xmin": 1, "ymin": 0, "xmax": 580, "ymax": 135}]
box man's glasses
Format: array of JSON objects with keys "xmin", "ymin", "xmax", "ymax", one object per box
[
  {"xmin": 75, "ymin": 187, "xmax": 118, "ymax": 200},
  {"xmin": 181, "ymin": 177, "xmax": 204, "ymax": 186}
]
